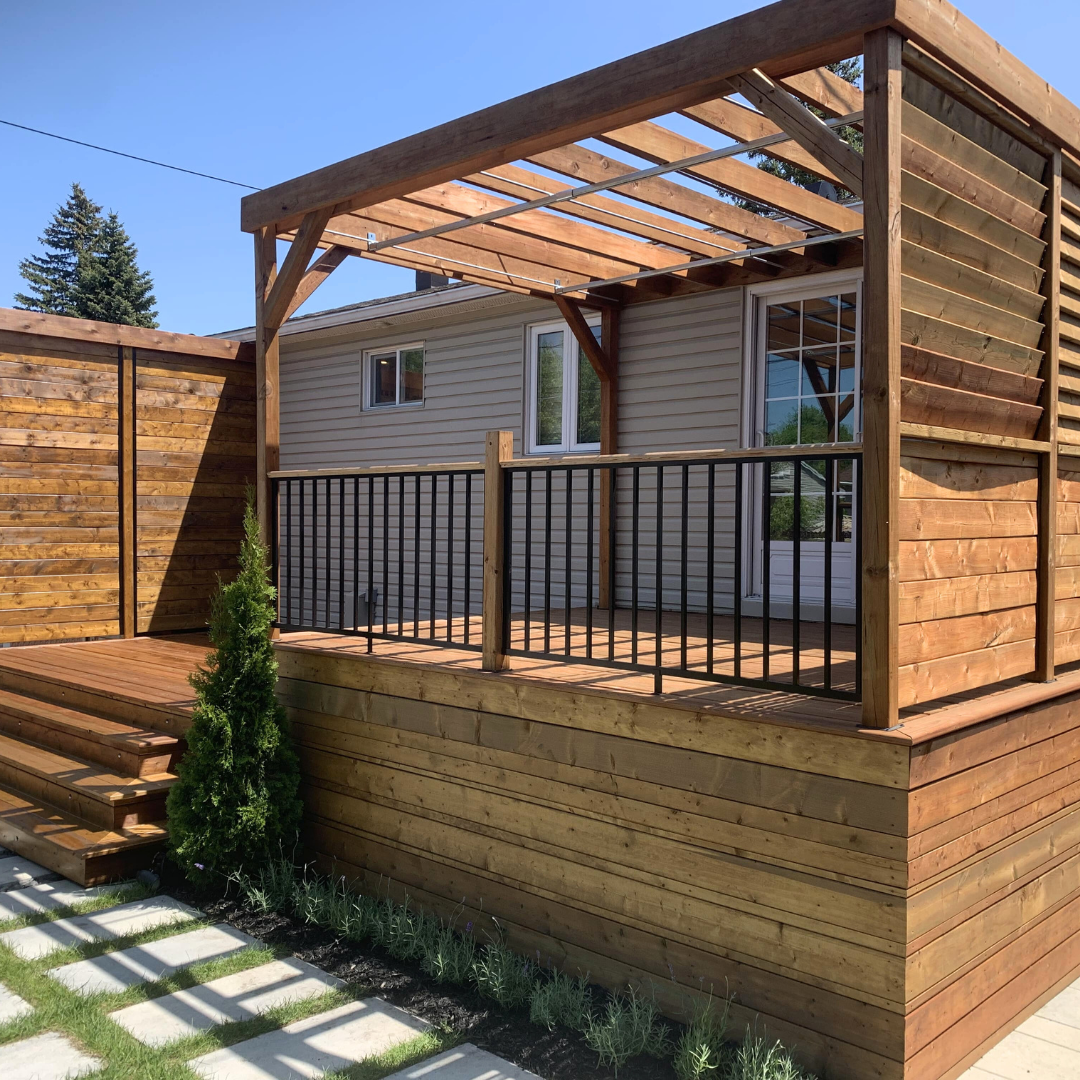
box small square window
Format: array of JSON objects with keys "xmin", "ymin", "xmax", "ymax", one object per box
[{"xmin": 364, "ymin": 345, "xmax": 425, "ymax": 408}]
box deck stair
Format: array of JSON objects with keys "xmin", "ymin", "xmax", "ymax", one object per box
[{"xmin": 0, "ymin": 636, "xmax": 204, "ymax": 886}]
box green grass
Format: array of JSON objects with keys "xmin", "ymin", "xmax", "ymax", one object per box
[{"xmin": 0, "ymin": 883, "xmax": 461, "ymax": 1080}]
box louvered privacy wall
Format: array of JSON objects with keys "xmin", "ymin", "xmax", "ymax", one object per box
[{"xmin": 896, "ymin": 50, "xmax": 1057, "ymax": 708}]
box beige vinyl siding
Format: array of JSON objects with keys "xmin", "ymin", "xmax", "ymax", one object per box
[{"xmin": 276, "ymin": 287, "xmax": 745, "ymax": 628}]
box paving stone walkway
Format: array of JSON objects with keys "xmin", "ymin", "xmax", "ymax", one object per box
[
  {"xmin": 959, "ymin": 976, "xmax": 1080, "ymax": 1079},
  {"xmin": 0, "ymin": 877, "xmax": 545, "ymax": 1080}
]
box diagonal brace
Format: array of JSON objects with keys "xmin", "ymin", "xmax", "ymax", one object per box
[
  {"xmin": 284, "ymin": 245, "xmax": 350, "ymax": 323},
  {"xmin": 555, "ymin": 295, "xmax": 614, "ymax": 383},
  {"xmin": 732, "ymin": 68, "xmax": 864, "ymax": 197},
  {"xmin": 263, "ymin": 207, "xmax": 333, "ymax": 333}
]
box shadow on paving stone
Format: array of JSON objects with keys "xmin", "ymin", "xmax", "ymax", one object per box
[{"xmin": 172, "ymin": 885, "xmax": 679, "ymax": 1080}]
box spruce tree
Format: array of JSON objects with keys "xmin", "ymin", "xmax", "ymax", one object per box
[
  {"xmin": 72, "ymin": 212, "xmax": 159, "ymax": 328},
  {"xmin": 167, "ymin": 496, "xmax": 303, "ymax": 885},
  {"xmin": 14, "ymin": 183, "xmax": 104, "ymax": 316}
]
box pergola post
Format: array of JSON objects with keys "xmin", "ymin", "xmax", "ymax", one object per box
[
  {"xmin": 599, "ymin": 305, "xmax": 620, "ymax": 609},
  {"xmin": 254, "ymin": 227, "xmax": 280, "ymax": 547},
  {"xmin": 861, "ymin": 26, "xmax": 903, "ymax": 729}
]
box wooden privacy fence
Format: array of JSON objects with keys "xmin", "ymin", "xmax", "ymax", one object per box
[{"xmin": 0, "ymin": 309, "xmax": 255, "ymax": 644}]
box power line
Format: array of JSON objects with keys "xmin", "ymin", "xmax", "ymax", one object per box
[{"xmin": 0, "ymin": 119, "xmax": 262, "ymax": 190}]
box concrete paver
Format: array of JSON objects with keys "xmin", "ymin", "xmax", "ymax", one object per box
[
  {"xmin": 0, "ymin": 855, "xmax": 53, "ymax": 891},
  {"xmin": 385, "ymin": 1044, "xmax": 545, "ymax": 1079},
  {"xmin": 188, "ymin": 998, "xmax": 430, "ymax": 1079},
  {"xmin": 48, "ymin": 923, "xmax": 259, "ymax": 995},
  {"xmin": 0, "ymin": 895, "xmax": 196, "ymax": 960},
  {"xmin": 5, "ymin": 1031, "xmax": 101, "ymax": 1079},
  {"xmin": 0, "ymin": 881, "xmax": 116, "ymax": 923},
  {"xmin": 0, "ymin": 981, "xmax": 33, "ymax": 1024},
  {"xmin": 110, "ymin": 957, "xmax": 342, "ymax": 1045}
]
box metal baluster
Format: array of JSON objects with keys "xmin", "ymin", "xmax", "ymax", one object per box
[
  {"xmin": 607, "ymin": 466, "xmax": 616, "ymax": 663},
  {"xmin": 586, "ymin": 467, "xmax": 594, "ymax": 659},
  {"xmin": 654, "ymin": 466, "xmax": 664, "ymax": 694},
  {"xmin": 366, "ymin": 476, "xmax": 374, "ymax": 652},
  {"xmin": 447, "ymin": 473, "xmax": 455, "ymax": 642},
  {"xmin": 762, "ymin": 462, "xmax": 771, "ymax": 683},
  {"xmin": 464, "ymin": 473, "xmax": 472, "ymax": 645},
  {"xmin": 325, "ymin": 477, "xmax": 331, "ymax": 629},
  {"xmin": 544, "ymin": 470, "xmax": 552, "ymax": 653},
  {"xmin": 734, "ymin": 463, "xmax": 743, "ymax": 681},
  {"xmin": 286, "ymin": 481, "xmax": 293, "ymax": 627},
  {"xmin": 338, "ymin": 477, "xmax": 345, "ymax": 631},
  {"xmin": 430, "ymin": 474, "xmax": 438, "ymax": 639},
  {"xmin": 524, "ymin": 469, "xmax": 533, "ymax": 652},
  {"xmin": 792, "ymin": 456, "xmax": 801, "ymax": 687},
  {"xmin": 824, "ymin": 457, "xmax": 834, "ymax": 691},
  {"xmin": 414, "ymin": 474, "xmax": 421, "ymax": 637},
  {"xmin": 398, "ymin": 474, "xmax": 405, "ymax": 639},
  {"xmin": 632, "ymin": 467, "xmax": 640, "ymax": 664},
  {"xmin": 352, "ymin": 476, "xmax": 359, "ymax": 632},
  {"xmin": 564, "ymin": 467, "xmax": 573, "ymax": 656},
  {"xmin": 706, "ymin": 464, "xmax": 715, "ymax": 675},
  {"xmin": 382, "ymin": 475, "xmax": 389, "ymax": 636},
  {"xmin": 298, "ymin": 479, "xmax": 306, "ymax": 626},
  {"xmin": 855, "ymin": 458, "xmax": 863, "ymax": 700},
  {"xmin": 680, "ymin": 463, "xmax": 689, "ymax": 672}
]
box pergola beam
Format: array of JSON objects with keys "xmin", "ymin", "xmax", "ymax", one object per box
[
  {"xmin": 529, "ymin": 145, "xmax": 802, "ymax": 247},
  {"xmin": 731, "ymin": 68, "xmax": 864, "ymax": 195},
  {"xmin": 467, "ymin": 164, "xmax": 744, "ymax": 257},
  {"xmin": 597, "ymin": 120, "xmax": 863, "ymax": 230},
  {"xmin": 240, "ymin": 0, "xmax": 888, "ymax": 233}
]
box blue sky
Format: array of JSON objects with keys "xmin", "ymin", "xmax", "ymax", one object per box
[{"xmin": 1, "ymin": 1, "xmax": 1076, "ymax": 336}]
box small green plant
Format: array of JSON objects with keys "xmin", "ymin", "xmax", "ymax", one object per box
[
  {"xmin": 167, "ymin": 496, "xmax": 303, "ymax": 884},
  {"xmin": 530, "ymin": 969, "xmax": 594, "ymax": 1032},
  {"xmin": 728, "ymin": 1030, "xmax": 815, "ymax": 1080},
  {"xmin": 584, "ymin": 985, "xmax": 672, "ymax": 1072},
  {"xmin": 472, "ymin": 939, "xmax": 540, "ymax": 1008},
  {"xmin": 673, "ymin": 995, "xmax": 731, "ymax": 1079},
  {"xmin": 421, "ymin": 925, "xmax": 477, "ymax": 984}
]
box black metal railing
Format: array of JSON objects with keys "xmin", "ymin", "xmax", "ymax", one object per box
[
  {"xmin": 272, "ymin": 466, "xmax": 485, "ymax": 650},
  {"xmin": 501, "ymin": 448, "xmax": 862, "ymax": 698}
]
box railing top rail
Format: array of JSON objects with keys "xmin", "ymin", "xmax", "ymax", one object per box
[
  {"xmin": 504, "ymin": 443, "xmax": 864, "ymax": 471},
  {"xmin": 270, "ymin": 461, "xmax": 484, "ymax": 480}
]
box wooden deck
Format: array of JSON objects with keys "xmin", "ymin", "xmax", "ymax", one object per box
[{"xmin": 0, "ymin": 634, "xmax": 209, "ymax": 883}]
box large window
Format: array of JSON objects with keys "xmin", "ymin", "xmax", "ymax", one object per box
[
  {"xmin": 527, "ymin": 319, "xmax": 601, "ymax": 454},
  {"xmin": 364, "ymin": 344, "xmax": 424, "ymax": 408}
]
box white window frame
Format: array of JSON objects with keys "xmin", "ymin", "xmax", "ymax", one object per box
[
  {"xmin": 739, "ymin": 270, "xmax": 864, "ymax": 618},
  {"xmin": 525, "ymin": 317, "xmax": 602, "ymax": 455},
  {"xmin": 361, "ymin": 342, "xmax": 426, "ymax": 410}
]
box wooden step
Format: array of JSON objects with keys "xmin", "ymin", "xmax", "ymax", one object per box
[
  {"xmin": 0, "ymin": 688, "xmax": 178, "ymax": 777},
  {"xmin": 0, "ymin": 638, "xmax": 202, "ymax": 737},
  {"xmin": 0, "ymin": 733, "xmax": 175, "ymax": 831},
  {"xmin": 0, "ymin": 784, "xmax": 166, "ymax": 887}
]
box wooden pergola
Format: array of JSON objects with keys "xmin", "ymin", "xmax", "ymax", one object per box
[{"xmin": 243, "ymin": 0, "xmax": 1080, "ymax": 729}]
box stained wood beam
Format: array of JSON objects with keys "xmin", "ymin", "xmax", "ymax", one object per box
[
  {"xmin": 681, "ymin": 96, "xmax": 843, "ymax": 185},
  {"xmin": 254, "ymin": 226, "xmax": 280, "ymax": 546},
  {"xmin": 530, "ymin": 145, "xmax": 804, "ymax": 247},
  {"xmin": 354, "ymin": 201, "xmax": 663, "ymax": 285},
  {"xmin": 731, "ymin": 68, "xmax": 864, "ymax": 196},
  {"xmin": 598, "ymin": 121, "xmax": 861, "ymax": 230},
  {"xmin": 283, "ymin": 245, "xmax": 350, "ymax": 323},
  {"xmin": 263, "ymin": 208, "xmax": 332, "ymax": 333},
  {"xmin": 554, "ymin": 295, "xmax": 615, "ymax": 383},
  {"xmin": 781, "ymin": 66, "xmax": 865, "ymax": 117},
  {"xmin": 241, "ymin": 1, "xmax": 891, "ymax": 232},
  {"xmin": 401, "ymin": 183, "xmax": 698, "ymax": 273},
  {"xmin": 467, "ymin": 164, "xmax": 740, "ymax": 257},
  {"xmin": 893, "ymin": 0, "xmax": 1080, "ymax": 158}
]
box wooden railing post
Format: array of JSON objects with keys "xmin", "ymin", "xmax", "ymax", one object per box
[
  {"xmin": 861, "ymin": 27, "xmax": 903, "ymax": 728},
  {"xmin": 483, "ymin": 430, "xmax": 513, "ymax": 671},
  {"xmin": 118, "ymin": 344, "xmax": 136, "ymax": 638}
]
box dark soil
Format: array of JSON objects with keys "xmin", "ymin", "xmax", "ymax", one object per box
[{"xmin": 163, "ymin": 869, "xmax": 677, "ymax": 1080}]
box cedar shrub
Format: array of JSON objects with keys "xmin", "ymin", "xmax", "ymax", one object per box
[{"xmin": 167, "ymin": 494, "xmax": 302, "ymax": 884}]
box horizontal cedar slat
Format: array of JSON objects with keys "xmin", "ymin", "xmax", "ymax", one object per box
[
  {"xmin": 900, "ymin": 499, "xmax": 1037, "ymax": 540},
  {"xmin": 899, "ymin": 606, "xmax": 1036, "ymax": 665},
  {"xmin": 900, "ymin": 378, "xmax": 1041, "ymax": 439},
  {"xmin": 902, "ymin": 276, "xmax": 1044, "ymax": 348},
  {"xmin": 899, "ymin": 537, "xmax": 1037, "ymax": 581},
  {"xmin": 901, "ymin": 310, "xmax": 1043, "ymax": 376},
  {"xmin": 899, "ymin": 571, "xmax": 1036, "ymax": 623}
]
